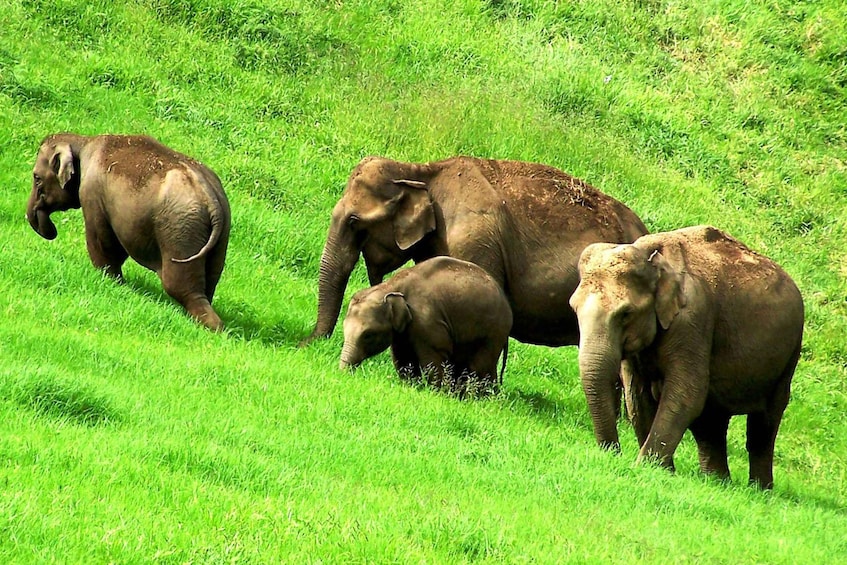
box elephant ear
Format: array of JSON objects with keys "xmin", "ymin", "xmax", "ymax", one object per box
[
  {"xmin": 649, "ymin": 250, "xmax": 686, "ymax": 330},
  {"xmin": 384, "ymin": 292, "xmax": 411, "ymax": 333},
  {"xmin": 391, "ymin": 179, "xmax": 435, "ymax": 251},
  {"xmin": 51, "ymin": 143, "xmax": 75, "ymax": 189}
]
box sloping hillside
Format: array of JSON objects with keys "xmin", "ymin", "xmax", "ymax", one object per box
[{"xmin": 1, "ymin": 0, "xmax": 845, "ymax": 562}]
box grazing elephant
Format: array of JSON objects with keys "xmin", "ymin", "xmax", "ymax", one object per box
[
  {"xmin": 304, "ymin": 156, "xmax": 648, "ymax": 346},
  {"xmin": 26, "ymin": 133, "xmax": 231, "ymax": 330},
  {"xmin": 339, "ymin": 257, "xmax": 512, "ymax": 393},
  {"xmin": 569, "ymin": 226, "xmax": 804, "ymax": 488}
]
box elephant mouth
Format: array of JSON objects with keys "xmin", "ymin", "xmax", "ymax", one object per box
[{"xmin": 32, "ymin": 208, "xmax": 58, "ymax": 240}]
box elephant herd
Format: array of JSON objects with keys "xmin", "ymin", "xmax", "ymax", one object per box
[{"xmin": 26, "ymin": 132, "xmax": 804, "ymax": 489}]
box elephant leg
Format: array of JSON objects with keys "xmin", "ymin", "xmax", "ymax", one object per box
[
  {"xmin": 451, "ymin": 363, "xmax": 472, "ymax": 397},
  {"xmin": 747, "ymin": 367, "xmax": 792, "ymax": 490},
  {"xmin": 84, "ymin": 221, "xmax": 128, "ymax": 280},
  {"xmin": 391, "ymin": 339, "xmax": 420, "ymax": 382},
  {"xmin": 414, "ymin": 344, "xmax": 450, "ymax": 389},
  {"xmin": 746, "ymin": 411, "xmax": 783, "ymax": 490},
  {"xmin": 747, "ymin": 347, "xmax": 798, "ymax": 489},
  {"xmin": 637, "ymin": 362, "xmax": 708, "ymax": 471},
  {"xmin": 466, "ymin": 345, "xmax": 502, "ymax": 395},
  {"xmin": 622, "ymin": 359, "xmax": 657, "ymax": 448},
  {"xmin": 689, "ymin": 409, "xmax": 731, "ymax": 480},
  {"xmin": 160, "ymin": 260, "xmax": 223, "ymax": 331},
  {"xmin": 204, "ymin": 241, "xmax": 228, "ymax": 302}
]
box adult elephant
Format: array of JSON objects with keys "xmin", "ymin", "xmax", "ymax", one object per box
[
  {"xmin": 26, "ymin": 133, "xmax": 230, "ymax": 330},
  {"xmin": 568, "ymin": 226, "xmax": 804, "ymax": 488},
  {"xmin": 303, "ymin": 156, "xmax": 648, "ymax": 346}
]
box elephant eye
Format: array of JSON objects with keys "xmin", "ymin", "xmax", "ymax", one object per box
[
  {"xmin": 347, "ymin": 214, "xmax": 360, "ymax": 228},
  {"xmin": 361, "ymin": 330, "xmax": 387, "ymax": 349}
]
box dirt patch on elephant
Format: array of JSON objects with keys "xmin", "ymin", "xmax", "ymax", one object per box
[
  {"xmin": 695, "ymin": 227, "xmax": 773, "ymax": 279},
  {"xmin": 99, "ymin": 135, "xmax": 200, "ymax": 189},
  {"xmin": 703, "ymin": 226, "xmax": 727, "ymax": 243},
  {"xmin": 481, "ymin": 158, "xmax": 624, "ymax": 235},
  {"xmin": 649, "ymin": 226, "xmax": 782, "ymax": 289}
]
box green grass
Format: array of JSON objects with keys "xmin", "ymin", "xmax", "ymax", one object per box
[{"xmin": 1, "ymin": 0, "xmax": 846, "ymax": 562}]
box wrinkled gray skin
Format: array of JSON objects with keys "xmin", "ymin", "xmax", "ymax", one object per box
[
  {"xmin": 340, "ymin": 257, "xmax": 513, "ymax": 392},
  {"xmin": 26, "ymin": 133, "xmax": 231, "ymax": 330},
  {"xmin": 304, "ymin": 156, "xmax": 648, "ymax": 347},
  {"xmin": 569, "ymin": 226, "xmax": 804, "ymax": 489}
]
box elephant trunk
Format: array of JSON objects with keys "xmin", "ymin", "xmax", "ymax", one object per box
[
  {"xmin": 578, "ymin": 335, "xmax": 623, "ymax": 451},
  {"xmin": 26, "ymin": 193, "xmax": 57, "ymax": 240},
  {"xmin": 305, "ymin": 221, "xmax": 360, "ymax": 344},
  {"xmin": 339, "ymin": 342, "xmax": 361, "ymax": 370}
]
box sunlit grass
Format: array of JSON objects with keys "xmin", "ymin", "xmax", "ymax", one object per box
[{"xmin": 1, "ymin": 0, "xmax": 845, "ymax": 562}]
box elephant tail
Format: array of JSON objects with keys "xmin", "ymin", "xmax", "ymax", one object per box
[
  {"xmin": 498, "ymin": 338, "xmax": 509, "ymax": 387},
  {"xmin": 171, "ymin": 180, "xmax": 226, "ymax": 264}
]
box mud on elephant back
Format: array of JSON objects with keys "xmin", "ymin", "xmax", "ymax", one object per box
[
  {"xmin": 26, "ymin": 133, "xmax": 231, "ymax": 331},
  {"xmin": 302, "ymin": 155, "xmax": 648, "ymax": 348},
  {"xmin": 569, "ymin": 225, "xmax": 804, "ymax": 489}
]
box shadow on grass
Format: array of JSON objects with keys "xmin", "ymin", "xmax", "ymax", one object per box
[
  {"xmin": 154, "ymin": 445, "xmax": 275, "ymax": 495},
  {"xmin": 770, "ymin": 483, "xmax": 847, "ymax": 517},
  {"xmin": 123, "ymin": 272, "xmax": 173, "ymax": 304},
  {"xmin": 119, "ymin": 272, "xmax": 307, "ymax": 346},
  {"xmin": 397, "ymin": 364, "xmax": 502, "ymax": 400},
  {"xmin": 505, "ymin": 389, "xmax": 571, "ymax": 422},
  {"xmin": 219, "ymin": 306, "xmax": 305, "ymax": 347},
  {"xmin": 9, "ymin": 374, "xmax": 122, "ymax": 427},
  {"xmin": 686, "ymin": 467, "xmax": 847, "ymax": 518},
  {"xmin": 124, "ymin": 273, "xmax": 284, "ymax": 338}
]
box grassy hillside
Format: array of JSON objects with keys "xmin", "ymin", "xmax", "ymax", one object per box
[{"xmin": 1, "ymin": 0, "xmax": 846, "ymax": 562}]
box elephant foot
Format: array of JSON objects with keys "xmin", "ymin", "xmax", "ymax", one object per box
[
  {"xmin": 637, "ymin": 449, "xmax": 675, "ymax": 473},
  {"xmin": 298, "ymin": 332, "xmax": 327, "ymax": 348},
  {"xmin": 186, "ymin": 302, "xmax": 223, "ymax": 331},
  {"xmin": 458, "ymin": 368, "xmax": 501, "ymax": 399},
  {"xmin": 465, "ymin": 380, "xmax": 500, "ymax": 399},
  {"xmin": 748, "ymin": 476, "xmax": 774, "ymax": 490},
  {"xmin": 96, "ymin": 265, "xmax": 124, "ymax": 282},
  {"xmin": 599, "ymin": 440, "xmax": 622, "ymax": 454},
  {"xmin": 198, "ymin": 311, "xmax": 224, "ymax": 332},
  {"xmin": 699, "ymin": 462, "xmax": 731, "ymax": 481}
]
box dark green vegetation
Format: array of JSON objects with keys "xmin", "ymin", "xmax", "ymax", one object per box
[{"xmin": 1, "ymin": 0, "xmax": 846, "ymax": 562}]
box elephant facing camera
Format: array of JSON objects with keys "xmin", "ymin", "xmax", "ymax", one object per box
[{"xmin": 570, "ymin": 225, "xmax": 804, "ymax": 489}]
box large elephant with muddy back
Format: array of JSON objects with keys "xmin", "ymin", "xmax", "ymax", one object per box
[{"xmin": 303, "ymin": 155, "xmax": 648, "ymax": 347}]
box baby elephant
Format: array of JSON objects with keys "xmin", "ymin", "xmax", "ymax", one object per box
[
  {"xmin": 340, "ymin": 257, "xmax": 513, "ymax": 394},
  {"xmin": 26, "ymin": 133, "xmax": 231, "ymax": 330},
  {"xmin": 569, "ymin": 226, "xmax": 804, "ymax": 489}
]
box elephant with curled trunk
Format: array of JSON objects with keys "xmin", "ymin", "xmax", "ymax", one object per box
[
  {"xmin": 569, "ymin": 226, "xmax": 804, "ymax": 489},
  {"xmin": 304, "ymin": 155, "xmax": 648, "ymax": 346},
  {"xmin": 26, "ymin": 133, "xmax": 231, "ymax": 330}
]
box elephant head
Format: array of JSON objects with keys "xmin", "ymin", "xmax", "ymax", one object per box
[
  {"xmin": 26, "ymin": 136, "xmax": 82, "ymax": 240},
  {"xmin": 308, "ymin": 157, "xmax": 436, "ymax": 343},
  {"xmin": 340, "ymin": 290, "xmax": 411, "ymax": 369},
  {"xmin": 569, "ymin": 242, "xmax": 686, "ymax": 449}
]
